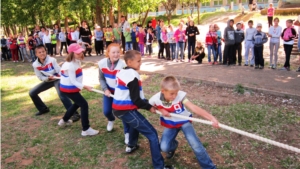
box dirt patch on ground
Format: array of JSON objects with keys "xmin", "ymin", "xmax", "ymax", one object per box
[{"xmin": 4, "ymin": 149, "xmax": 34, "ymax": 167}]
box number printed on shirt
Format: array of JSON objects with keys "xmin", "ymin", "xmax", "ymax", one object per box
[{"xmin": 174, "ymin": 103, "xmax": 183, "ymax": 114}]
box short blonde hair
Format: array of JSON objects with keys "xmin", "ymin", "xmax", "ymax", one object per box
[{"xmin": 161, "ymin": 76, "xmax": 181, "ymax": 91}]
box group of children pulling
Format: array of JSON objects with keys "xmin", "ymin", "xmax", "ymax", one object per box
[{"xmin": 29, "ymin": 42, "xmax": 220, "ymax": 169}]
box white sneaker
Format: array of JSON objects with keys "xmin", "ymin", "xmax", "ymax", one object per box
[
  {"xmin": 81, "ymin": 127, "xmax": 99, "ymax": 136},
  {"xmin": 106, "ymin": 121, "xmax": 114, "ymax": 131},
  {"xmin": 58, "ymin": 119, "xmax": 73, "ymax": 127},
  {"xmin": 124, "ymin": 133, "xmax": 129, "ymax": 144}
]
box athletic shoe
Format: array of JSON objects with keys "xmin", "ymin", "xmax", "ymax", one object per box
[
  {"xmin": 250, "ymin": 65, "xmax": 254, "ymax": 67},
  {"xmin": 35, "ymin": 108, "xmax": 50, "ymax": 116},
  {"xmin": 81, "ymin": 127, "xmax": 99, "ymax": 136},
  {"xmin": 208, "ymin": 62, "xmax": 212, "ymax": 65},
  {"xmin": 238, "ymin": 63, "xmax": 241, "ymax": 66},
  {"xmin": 70, "ymin": 112, "xmax": 81, "ymax": 122},
  {"xmin": 125, "ymin": 145, "xmax": 139, "ymax": 153},
  {"xmin": 280, "ymin": 67, "xmax": 287, "ymax": 71},
  {"xmin": 107, "ymin": 121, "xmax": 114, "ymax": 131},
  {"xmin": 124, "ymin": 133, "xmax": 129, "ymax": 144},
  {"xmin": 272, "ymin": 65, "xmax": 276, "ymax": 69},
  {"xmin": 255, "ymin": 66, "xmax": 259, "ymax": 69},
  {"xmin": 215, "ymin": 61, "xmax": 219, "ymax": 65},
  {"xmin": 164, "ymin": 165, "xmax": 174, "ymax": 169},
  {"xmin": 188, "ymin": 59, "xmax": 190, "ymax": 62},
  {"xmin": 58, "ymin": 119, "xmax": 73, "ymax": 127},
  {"xmin": 259, "ymin": 66, "xmax": 264, "ymax": 69},
  {"xmin": 244, "ymin": 64, "xmax": 248, "ymax": 66},
  {"xmin": 166, "ymin": 140, "xmax": 178, "ymax": 159},
  {"xmin": 286, "ymin": 67, "xmax": 290, "ymax": 71}
]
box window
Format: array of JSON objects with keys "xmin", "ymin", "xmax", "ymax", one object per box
[
  {"xmin": 214, "ymin": 0, "xmax": 222, "ymax": 6},
  {"xmin": 202, "ymin": 2, "xmax": 210, "ymax": 6}
]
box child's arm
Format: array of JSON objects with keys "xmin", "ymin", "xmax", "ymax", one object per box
[
  {"xmin": 98, "ymin": 68, "xmax": 110, "ymax": 96},
  {"xmin": 262, "ymin": 33, "xmax": 268, "ymax": 44},
  {"xmin": 128, "ymin": 78, "xmax": 155, "ymax": 113},
  {"xmin": 184, "ymin": 100, "xmax": 219, "ymax": 128}
]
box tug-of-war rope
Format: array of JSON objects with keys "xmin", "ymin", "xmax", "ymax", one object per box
[
  {"xmin": 40, "ymin": 72, "xmax": 300, "ymax": 154},
  {"xmin": 91, "ymin": 89, "xmax": 300, "ymax": 154}
]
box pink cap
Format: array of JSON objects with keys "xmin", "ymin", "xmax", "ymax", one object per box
[{"xmin": 68, "ymin": 43, "xmax": 84, "ymax": 54}]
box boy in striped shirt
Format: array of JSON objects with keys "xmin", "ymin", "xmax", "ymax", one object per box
[
  {"xmin": 112, "ymin": 50, "xmax": 173, "ymax": 169},
  {"xmin": 29, "ymin": 45, "xmax": 80, "ymax": 122},
  {"xmin": 149, "ymin": 76, "xmax": 219, "ymax": 169}
]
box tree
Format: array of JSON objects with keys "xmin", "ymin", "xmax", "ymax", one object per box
[{"xmin": 162, "ymin": 0, "xmax": 178, "ymax": 24}]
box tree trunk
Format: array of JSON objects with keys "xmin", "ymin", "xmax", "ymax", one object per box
[
  {"xmin": 182, "ymin": 3, "xmax": 184, "ymax": 15},
  {"xmin": 167, "ymin": 12, "xmax": 171, "ymax": 25},
  {"xmin": 141, "ymin": 9, "xmax": 150, "ymax": 27},
  {"xmin": 64, "ymin": 17, "xmax": 69, "ymax": 28},
  {"xmin": 56, "ymin": 19, "xmax": 61, "ymax": 27},
  {"xmin": 26, "ymin": 26, "xmax": 30, "ymax": 36},
  {"xmin": 197, "ymin": 0, "xmax": 200, "ymax": 24},
  {"xmin": 104, "ymin": 14, "xmax": 107, "ymax": 27},
  {"xmin": 109, "ymin": 2, "xmax": 114, "ymax": 26},
  {"xmin": 5, "ymin": 26, "xmax": 11, "ymax": 36},
  {"xmin": 40, "ymin": 19, "xmax": 46, "ymax": 27},
  {"xmin": 117, "ymin": 0, "xmax": 121, "ymax": 24},
  {"xmin": 95, "ymin": 0, "xmax": 102, "ymax": 26}
]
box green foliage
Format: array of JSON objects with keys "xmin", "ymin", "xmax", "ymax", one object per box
[{"xmin": 234, "ymin": 83, "xmax": 245, "ymax": 94}]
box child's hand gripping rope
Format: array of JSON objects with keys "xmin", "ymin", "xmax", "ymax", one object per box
[{"xmin": 91, "ymin": 89, "xmax": 300, "ymax": 154}]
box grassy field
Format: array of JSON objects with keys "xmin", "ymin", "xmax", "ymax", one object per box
[{"xmin": 1, "ymin": 60, "xmax": 300, "ymax": 169}]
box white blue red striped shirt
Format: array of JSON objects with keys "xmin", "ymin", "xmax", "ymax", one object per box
[
  {"xmin": 98, "ymin": 58, "xmax": 126, "ymax": 94},
  {"xmin": 32, "ymin": 55, "xmax": 60, "ymax": 82},
  {"xmin": 149, "ymin": 91, "xmax": 192, "ymax": 128},
  {"xmin": 112, "ymin": 68, "xmax": 145, "ymax": 110},
  {"xmin": 60, "ymin": 59, "xmax": 84, "ymax": 93}
]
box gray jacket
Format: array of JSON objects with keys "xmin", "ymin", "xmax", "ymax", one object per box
[
  {"xmin": 253, "ymin": 31, "xmax": 268, "ymax": 47},
  {"xmin": 223, "ymin": 19, "xmax": 235, "ymax": 45}
]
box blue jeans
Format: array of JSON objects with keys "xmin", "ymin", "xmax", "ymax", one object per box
[
  {"xmin": 126, "ymin": 42, "xmax": 132, "ymax": 51},
  {"xmin": 176, "ymin": 42, "xmax": 184, "ymax": 60},
  {"xmin": 30, "ymin": 49, "xmax": 36, "ymax": 62},
  {"xmin": 115, "ymin": 110, "xmax": 164, "ymax": 169},
  {"xmin": 188, "ymin": 40, "xmax": 196, "ymax": 60},
  {"xmin": 103, "ymin": 95, "xmax": 129, "ymax": 133},
  {"xmin": 244, "ymin": 40, "xmax": 255, "ymax": 65},
  {"xmin": 216, "ymin": 43, "xmax": 222, "ymax": 62},
  {"xmin": 29, "ymin": 80, "xmax": 72, "ymax": 113},
  {"xmin": 160, "ymin": 122, "xmax": 216, "ymax": 169},
  {"xmin": 207, "ymin": 45, "xmax": 217, "ymax": 62},
  {"xmin": 170, "ymin": 43, "xmax": 176, "ymax": 60},
  {"xmin": 19, "ymin": 47, "xmax": 31, "ymax": 61}
]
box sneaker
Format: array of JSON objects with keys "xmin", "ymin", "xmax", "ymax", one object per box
[
  {"xmin": 296, "ymin": 67, "xmax": 300, "ymax": 72},
  {"xmin": 58, "ymin": 119, "xmax": 73, "ymax": 127},
  {"xmin": 215, "ymin": 61, "xmax": 219, "ymax": 65},
  {"xmin": 244, "ymin": 64, "xmax": 248, "ymax": 66},
  {"xmin": 208, "ymin": 62, "xmax": 212, "ymax": 65},
  {"xmin": 166, "ymin": 140, "xmax": 178, "ymax": 159},
  {"xmin": 259, "ymin": 66, "xmax": 264, "ymax": 69},
  {"xmin": 272, "ymin": 65, "xmax": 276, "ymax": 69},
  {"xmin": 280, "ymin": 67, "xmax": 287, "ymax": 71},
  {"xmin": 70, "ymin": 112, "xmax": 81, "ymax": 122},
  {"xmin": 269, "ymin": 65, "xmax": 273, "ymax": 69},
  {"xmin": 286, "ymin": 67, "xmax": 290, "ymax": 71},
  {"xmin": 164, "ymin": 165, "xmax": 174, "ymax": 169},
  {"xmin": 238, "ymin": 63, "xmax": 241, "ymax": 66},
  {"xmin": 250, "ymin": 65, "xmax": 254, "ymax": 67},
  {"xmin": 107, "ymin": 121, "xmax": 114, "ymax": 131},
  {"xmin": 35, "ymin": 108, "xmax": 50, "ymax": 116},
  {"xmin": 125, "ymin": 145, "xmax": 139, "ymax": 153},
  {"xmin": 124, "ymin": 133, "xmax": 129, "ymax": 144},
  {"xmin": 81, "ymin": 127, "xmax": 99, "ymax": 136},
  {"xmin": 255, "ymin": 66, "xmax": 259, "ymax": 69}
]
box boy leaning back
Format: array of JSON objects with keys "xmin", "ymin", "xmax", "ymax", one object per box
[
  {"xmin": 149, "ymin": 76, "xmax": 219, "ymax": 169},
  {"xmin": 112, "ymin": 50, "xmax": 173, "ymax": 169}
]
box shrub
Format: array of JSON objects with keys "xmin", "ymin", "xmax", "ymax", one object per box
[
  {"xmin": 234, "ymin": 84, "xmax": 245, "ymax": 94},
  {"xmin": 261, "ymin": 8, "xmax": 300, "ymax": 15}
]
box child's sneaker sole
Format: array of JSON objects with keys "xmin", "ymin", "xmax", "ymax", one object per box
[{"xmin": 125, "ymin": 145, "xmax": 139, "ymax": 154}]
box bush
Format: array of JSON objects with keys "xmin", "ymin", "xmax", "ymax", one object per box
[
  {"xmin": 261, "ymin": 8, "xmax": 300, "ymax": 15},
  {"xmin": 234, "ymin": 84, "xmax": 245, "ymax": 94}
]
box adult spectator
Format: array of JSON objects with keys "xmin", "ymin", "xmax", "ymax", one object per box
[
  {"xmin": 157, "ymin": 20, "xmax": 165, "ymax": 59},
  {"xmin": 185, "ymin": 21, "xmax": 200, "ymax": 62},
  {"xmin": 79, "ymin": 20, "xmax": 92, "ymax": 55},
  {"xmin": 248, "ymin": 0, "xmax": 253, "ymax": 11},
  {"xmin": 66, "ymin": 27, "xmax": 71, "ymax": 46},
  {"xmin": 1, "ymin": 35, "xmax": 9, "ymax": 60},
  {"xmin": 119, "ymin": 15, "xmax": 130, "ymax": 54},
  {"xmin": 151, "ymin": 17, "xmax": 157, "ymax": 29},
  {"xmin": 53, "ymin": 24, "xmax": 61, "ymax": 55}
]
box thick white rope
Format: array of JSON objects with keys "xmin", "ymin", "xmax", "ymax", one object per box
[{"xmin": 91, "ymin": 89, "xmax": 300, "ymax": 154}]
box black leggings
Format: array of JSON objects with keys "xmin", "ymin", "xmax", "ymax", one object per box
[
  {"xmin": 268, "ymin": 16, "xmax": 273, "ymax": 28},
  {"xmin": 283, "ymin": 44, "xmax": 293, "ymax": 68},
  {"xmin": 60, "ymin": 42, "xmax": 68, "ymax": 54},
  {"xmin": 158, "ymin": 40, "xmax": 164, "ymax": 58},
  {"xmin": 45, "ymin": 43, "xmax": 52, "ymax": 55},
  {"xmin": 164, "ymin": 43, "xmax": 170, "ymax": 59},
  {"xmin": 62, "ymin": 92, "xmax": 90, "ymax": 131},
  {"xmin": 95, "ymin": 40, "xmax": 104, "ymax": 54}
]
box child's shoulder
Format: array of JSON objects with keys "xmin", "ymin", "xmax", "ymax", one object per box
[{"xmin": 98, "ymin": 57, "xmax": 108, "ymax": 66}]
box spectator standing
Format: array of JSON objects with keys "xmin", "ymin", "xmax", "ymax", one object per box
[
  {"xmin": 59, "ymin": 27, "xmax": 68, "ymax": 56},
  {"xmin": 79, "ymin": 21, "xmax": 92, "ymax": 54},
  {"xmin": 267, "ymin": 3, "xmax": 275, "ymax": 28},
  {"xmin": 185, "ymin": 21, "xmax": 200, "ymax": 62},
  {"xmin": 1, "ymin": 35, "xmax": 9, "ymax": 60},
  {"xmin": 268, "ymin": 17, "xmax": 282, "ymax": 69},
  {"xmin": 17, "ymin": 32, "xmax": 31, "ymax": 62},
  {"xmin": 119, "ymin": 15, "xmax": 130, "ymax": 54}
]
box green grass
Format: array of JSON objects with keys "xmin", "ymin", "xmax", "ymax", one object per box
[{"xmin": 1, "ymin": 61, "xmax": 300, "ymax": 169}]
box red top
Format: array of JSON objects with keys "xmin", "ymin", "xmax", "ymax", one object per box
[
  {"xmin": 205, "ymin": 31, "xmax": 218, "ymax": 46},
  {"xmin": 152, "ymin": 19, "xmax": 157, "ymax": 29},
  {"xmin": 9, "ymin": 38, "xmax": 18, "ymax": 49}
]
